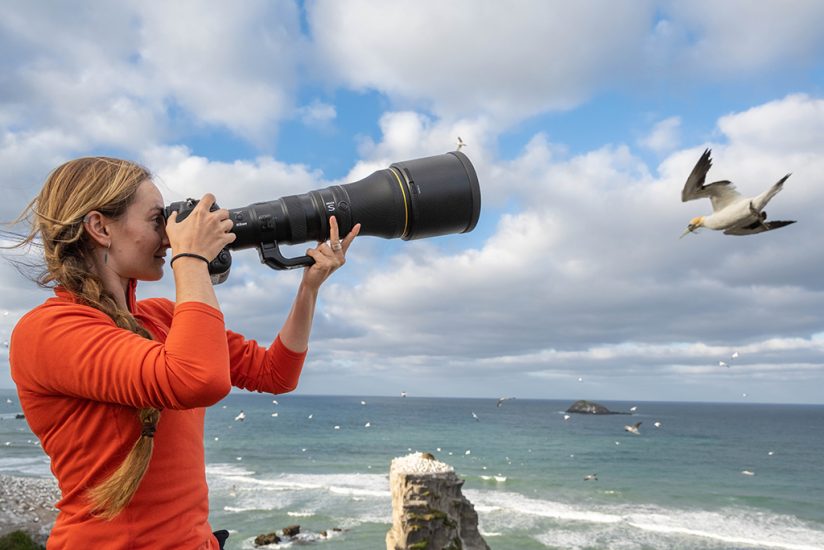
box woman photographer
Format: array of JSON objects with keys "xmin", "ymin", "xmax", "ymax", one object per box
[{"xmin": 8, "ymin": 157, "xmax": 359, "ymax": 549}]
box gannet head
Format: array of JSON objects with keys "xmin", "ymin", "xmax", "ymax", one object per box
[{"xmin": 680, "ymin": 216, "xmax": 704, "ymax": 238}]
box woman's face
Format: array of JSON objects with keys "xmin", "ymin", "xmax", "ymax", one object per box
[{"xmin": 107, "ymin": 180, "xmax": 170, "ymax": 281}]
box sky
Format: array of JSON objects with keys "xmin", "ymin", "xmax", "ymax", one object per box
[{"xmin": 2, "ymin": 1, "xmax": 824, "ymax": 404}]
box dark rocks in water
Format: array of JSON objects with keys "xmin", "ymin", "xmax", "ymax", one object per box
[
  {"xmin": 254, "ymin": 532, "xmax": 281, "ymax": 546},
  {"xmin": 254, "ymin": 525, "xmax": 344, "ymax": 546},
  {"xmin": 566, "ymin": 400, "xmax": 629, "ymax": 415},
  {"xmin": 15, "ymin": 414, "xmax": 25, "ymax": 419}
]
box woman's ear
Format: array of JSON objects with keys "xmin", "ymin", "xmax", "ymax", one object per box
[{"xmin": 83, "ymin": 211, "xmax": 112, "ymax": 248}]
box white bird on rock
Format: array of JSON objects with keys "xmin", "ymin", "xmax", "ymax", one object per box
[{"xmin": 681, "ymin": 149, "xmax": 795, "ymax": 237}]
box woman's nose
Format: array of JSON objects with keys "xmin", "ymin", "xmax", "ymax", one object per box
[{"xmin": 160, "ymin": 225, "xmax": 171, "ymax": 247}]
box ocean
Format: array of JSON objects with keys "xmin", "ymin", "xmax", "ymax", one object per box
[{"xmin": 1, "ymin": 389, "xmax": 823, "ymax": 549}]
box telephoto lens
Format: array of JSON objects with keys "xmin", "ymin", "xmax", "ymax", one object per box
[{"xmin": 165, "ymin": 151, "xmax": 481, "ymax": 281}]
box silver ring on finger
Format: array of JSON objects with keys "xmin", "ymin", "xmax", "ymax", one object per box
[{"xmin": 330, "ymin": 240, "xmax": 343, "ymax": 252}]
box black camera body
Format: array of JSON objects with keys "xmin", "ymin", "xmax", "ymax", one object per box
[
  {"xmin": 163, "ymin": 199, "xmax": 234, "ymax": 284},
  {"xmin": 164, "ymin": 151, "xmax": 481, "ymax": 284}
]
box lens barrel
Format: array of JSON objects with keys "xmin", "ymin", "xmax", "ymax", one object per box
[
  {"xmin": 166, "ymin": 151, "xmax": 481, "ymax": 273},
  {"xmin": 227, "ymin": 151, "xmax": 480, "ymax": 250}
]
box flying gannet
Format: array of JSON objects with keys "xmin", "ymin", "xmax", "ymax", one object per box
[
  {"xmin": 624, "ymin": 421, "xmax": 642, "ymax": 435},
  {"xmin": 681, "ymin": 149, "xmax": 795, "ymax": 237}
]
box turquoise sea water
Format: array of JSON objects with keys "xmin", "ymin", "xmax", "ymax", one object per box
[{"xmin": 2, "ymin": 390, "xmax": 823, "ymax": 549}]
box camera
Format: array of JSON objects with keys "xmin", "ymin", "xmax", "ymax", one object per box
[{"xmin": 165, "ymin": 151, "xmax": 481, "ymax": 284}]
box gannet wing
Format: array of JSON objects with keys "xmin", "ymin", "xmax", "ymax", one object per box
[
  {"xmin": 723, "ymin": 220, "xmax": 796, "ymax": 235},
  {"xmin": 681, "ymin": 149, "xmax": 741, "ymax": 211}
]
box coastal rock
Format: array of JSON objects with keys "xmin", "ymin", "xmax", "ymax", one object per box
[
  {"xmin": 254, "ymin": 532, "xmax": 281, "ymax": 546},
  {"xmin": 386, "ymin": 452, "xmax": 489, "ymax": 550},
  {"xmin": 566, "ymin": 400, "xmax": 628, "ymax": 415},
  {"xmin": 254, "ymin": 525, "xmax": 343, "ymax": 546}
]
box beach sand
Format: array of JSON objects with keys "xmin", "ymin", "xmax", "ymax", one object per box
[{"xmin": 0, "ymin": 474, "xmax": 59, "ymax": 545}]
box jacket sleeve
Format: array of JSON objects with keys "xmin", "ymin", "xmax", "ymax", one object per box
[
  {"xmin": 225, "ymin": 331, "xmax": 307, "ymax": 394},
  {"xmin": 10, "ymin": 301, "xmax": 231, "ymax": 410}
]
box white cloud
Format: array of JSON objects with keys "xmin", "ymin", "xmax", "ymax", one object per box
[
  {"xmin": 135, "ymin": 0, "xmax": 304, "ymax": 143},
  {"xmin": 307, "ymin": 1, "xmax": 824, "ymax": 127},
  {"xmin": 0, "ymin": 0, "xmax": 305, "ymax": 151},
  {"xmin": 307, "ymin": 0, "xmax": 656, "ymax": 123},
  {"xmin": 297, "ymin": 100, "xmax": 337, "ymax": 130},
  {"xmin": 142, "ymin": 145, "xmax": 325, "ymax": 207},
  {"xmin": 717, "ymin": 94, "xmax": 824, "ymax": 155},
  {"xmin": 639, "ymin": 116, "xmax": 681, "ymax": 153},
  {"xmin": 656, "ymin": 1, "xmax": 824, "ymax": 74}
]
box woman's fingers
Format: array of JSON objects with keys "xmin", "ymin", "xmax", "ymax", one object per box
[
  {"xmin": 166, "ymin": 194, "xmax": 234, "ymax": 257},
  {"xmin": 341, "ymin": 223, "xmax": 361, "ymax": 254},
  {"xmin": 329, "ymin": 216, "xmax": 341, "ymax": 243}
]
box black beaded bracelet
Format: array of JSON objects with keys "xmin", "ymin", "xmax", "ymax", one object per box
[{"xmin": 170, "ymin": 253, "xmax": 210, "ymax": 268}]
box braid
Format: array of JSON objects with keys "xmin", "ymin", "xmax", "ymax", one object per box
[
  {"xmin": 9, "ymin": 157, "xmax": 162, "ymax": 519},
  {"xmin": 55, "ymin": 242, "xmax": 159, "ymax": 518}
]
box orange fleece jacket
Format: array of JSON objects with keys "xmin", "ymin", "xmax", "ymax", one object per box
[{"xmin": 10, "ymin": 280, "xmax": 307, "ymax": 549}]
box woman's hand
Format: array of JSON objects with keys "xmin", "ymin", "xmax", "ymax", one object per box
[
  {"xmin": 302, "ymin": 216, "xmax": 360, "ymax": 292},
  {"xmin": 164, "ymin": 194, "xmax": 236, "ymax": 260}
]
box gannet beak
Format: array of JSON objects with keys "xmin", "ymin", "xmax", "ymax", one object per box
[{"xmin": 679, "ymin": 226, "xmax": 693, "ymax": 239}]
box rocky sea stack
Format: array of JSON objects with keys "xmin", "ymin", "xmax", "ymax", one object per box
[
  {"xmin": 566, "ymin": 400, "xmax": 629, "ymax": 415},
  {"xmin": 386, "ymin": 452, "xmax": 489, "ymax": 550}
]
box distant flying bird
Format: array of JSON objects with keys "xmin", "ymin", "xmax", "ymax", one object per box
[
  {"xmin": 456, "ymin": 136, "xmax": 466, "ymax": 151},
  {"xmin": 563, "ymin": 414, "xmax": 571, "ymax": 421},
  {"xmin": 629, "ymin": 406, "xmax": 637, "ymax": 412},
  {"xmin": 719, "ymin": 361, "xmax": 729, "ymax": 368},
  {"xmin": 400, "ymin": 391, "xmax": 407, "ymax": 398},
  {"xmin": 731, "ymin": 351, "xmax": 739, "ymax": 360},
  {"xmin": 583, "ymin": 473, "xmax": 598, "ymax": 481},
  {"xmin": 624, "ymin": 422, "xmax": 642, "ymax": 435},
  {"xmin": 361, "ymin": 400, "xmax": 367, "ymax": 406},
  {"xmin": 234, "ymin": 410, "xmax": 246, "ymax": 422},
  {"xmin": 741, "ymin": 470, "xmax": 755, "ymax": 476},
  {"xmin": 653, "ymin": 421, "xmax": 662, "ymax": 428},
  {"xmin": 680, "ymin": 149, "xmax": 795, "ymax": 237},
  {"xmin": 471, "ymin": 412, "xmax": 480, "ymax": 422},
  {"xmin": 497, "ymin": 397, "xmax": 515, "ymax": 407}
]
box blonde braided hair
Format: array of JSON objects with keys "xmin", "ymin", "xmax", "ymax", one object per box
[{"xmin": 12, "ymin": 157, "xmax": 161, "ymax": 519}]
